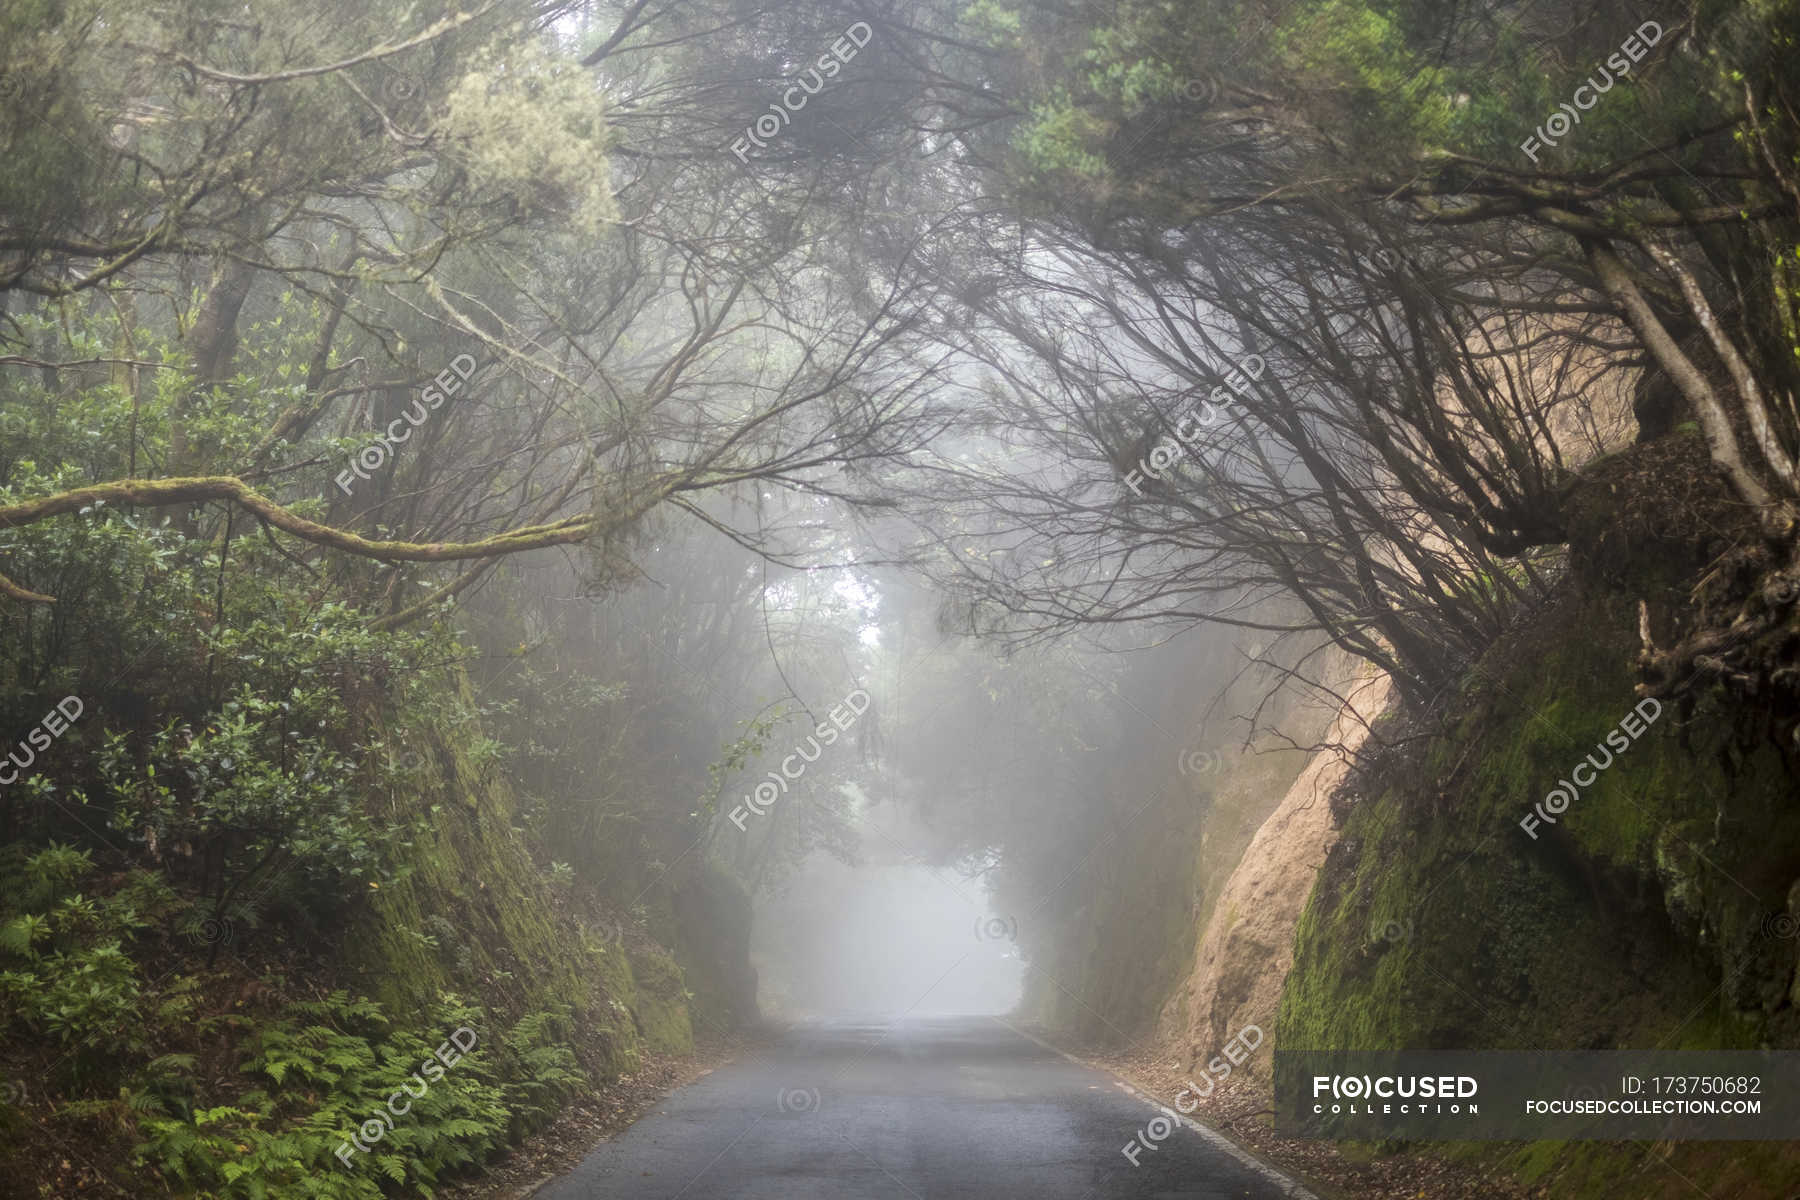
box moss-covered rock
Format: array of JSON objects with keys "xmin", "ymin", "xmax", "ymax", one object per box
[
  {"xmin": 1278, "ymin": 440, "xmax": 1800, "ymax": 1196},
  {"xmin": 336, "ymin": 667, "xmax": 732, "ymax": 1086},
  {"xmin": 343, "ymin": 671, "xmax": 590, "ymax": 1018},
  {"xmin": 667, "ymin": 862, "xmax": 758, "ymax": 1033},
  {"xmin": 626, "ymin": 944, "xmax": 695, "ymax": 1054}
]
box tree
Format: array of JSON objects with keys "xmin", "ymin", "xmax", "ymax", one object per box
[
  {"xmin": 0, "ymin": 0, "xmax": 952, "ymax": 625},
  {"xmin": 857, "ymin": 0, "xmax": 1800, "ymax": 703}
]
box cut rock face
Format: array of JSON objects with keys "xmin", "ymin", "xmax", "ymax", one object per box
[{"xmin": 1161, "ymin": 662, "xmax": 1391, "ymax": 1079}]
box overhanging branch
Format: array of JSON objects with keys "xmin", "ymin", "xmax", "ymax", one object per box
[{"xmin": 0, "ymin": 474, "xmax": 667, "ymax": 604}]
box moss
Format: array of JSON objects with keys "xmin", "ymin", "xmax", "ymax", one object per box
[
  {"xmin": 1507, "ymin": 1138, "xmax": 1568, "ymax": 1185},
  {"xmin": 343, "ymin": 671, "xmax": 588, "ymax": 1021},
  {"xmin": 0, "ymin": 474, "xmax": 633, "ymax": 608},
  {"xmin": 1277, "ymin": 572, "xmax": 1800, "ymax": 1193},
  {"xmin": 665, "ymin": 862, "xmax": 758, "ymax": 1032},
  {"xmin": 581, "ymin": 936, "xmax": 646, "ymax": 1075},
  {"xmin": 626, "ymin": 945, "xmax": 695, "ymax": 1055},
  {"xmin": 339, "ymin": 667, "xmax": 704, "ymax": 1083}
]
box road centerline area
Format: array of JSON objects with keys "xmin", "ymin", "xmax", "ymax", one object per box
[{"xmin": 534, "ymin": 1016, "xmax": 1309, "ymax": 1199}]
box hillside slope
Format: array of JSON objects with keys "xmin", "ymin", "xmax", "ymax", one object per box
[
  {"xmin": 0, "ymin": 665, "xmax": 752, "ymax": 1198},
  {"xmin": 1280, "ymin": 432, "xmax": 1800, "ymax": 1196}
]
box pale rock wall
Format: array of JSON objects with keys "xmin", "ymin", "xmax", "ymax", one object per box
[{"xmin": 1158, "ymin": 665, "xmax": 1392, "ymax": 1075}]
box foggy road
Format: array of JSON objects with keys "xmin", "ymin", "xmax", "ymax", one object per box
[{"xmin": 534, "ymin": 1017, "xmax": 1312, "ymax": 1199}]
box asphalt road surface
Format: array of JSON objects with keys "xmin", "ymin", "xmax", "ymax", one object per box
[{"xmin": 534, "ymin": 1016, "xmax": 1313, "ymax": 1199}]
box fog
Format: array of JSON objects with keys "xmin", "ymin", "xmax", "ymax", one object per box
[{"xmin": 754, "ymin": 857, "xmax": 1024, "ymax": 1018}]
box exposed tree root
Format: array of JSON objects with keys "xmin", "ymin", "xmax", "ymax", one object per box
[{"xmin": 1637, "ymin": 547, "xmax": 1800, "ymax": 716}]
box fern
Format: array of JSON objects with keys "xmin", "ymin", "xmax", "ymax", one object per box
[
  {"xmin": 134, "ymin": 990, "xmax": 532, "ymax": 1197},
  {"xmin": 500, "ymin": 1005, "xmax": 586, "ymax": 1133}
]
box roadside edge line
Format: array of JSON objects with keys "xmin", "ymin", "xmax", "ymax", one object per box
[{"xmin": 1001, "ymin": 1021, "xmax": 1324, "ymax": 1200}]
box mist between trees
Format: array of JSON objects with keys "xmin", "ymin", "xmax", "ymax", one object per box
[{"xmin": 1, "ymin": 0, "xmax": 1798, "ymax": 1194}]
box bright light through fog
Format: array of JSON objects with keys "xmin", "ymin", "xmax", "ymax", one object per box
[{"xmin": 753, "ymin": 858, "xmax": 1024, "ymax": 1018}]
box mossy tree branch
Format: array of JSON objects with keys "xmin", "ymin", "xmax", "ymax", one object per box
[{"xmin": 0, "ymin": 475, "xmax": 666, "ymax": 605}]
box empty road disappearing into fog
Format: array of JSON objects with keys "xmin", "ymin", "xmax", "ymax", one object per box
[{"xmin": 535, "ymin": 1017, "xmax": 1311, "ymax": 1199}]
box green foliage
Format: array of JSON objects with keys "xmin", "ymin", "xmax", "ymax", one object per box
[
  {"xmin": 0, "ymin": 303, "xmax": 455, "ymax": 938},
  {"xmin": 1271, "ymin": 0, "xmax": 1457, "ymax": 158},
  {"xmin": 696, "ymin": 708, "xmax": 786, "ymax": 825},
  {"xmin": 996, "ymin": 0, "xmax": 1747, "ymax": 195},
  {"xmin": 2, "ymin": 938, "xmax": 140, "ymax": 1053},
  {"xmin": 959, "ymin": 0, "xmax": 1022, "ymax": 46},
  {"xmin": 0, "ymin": 817, "xmax": 600, "ymax": 1196},
  {"xmin": 93, "ymin": 670, "xmax": 387, "ymax": 914},
  {"xmin": 0, "ymin": 848, "xmax": 178, "ymax": 1073},
  {"xmin": 498, "ymin": 1004, "xmax": 584, "ymax": 1134},
  {"xmin": 16, "ymin": 841, "xmax": 97, "ymax": 909},
  {"xmin": 440, "ymin": 39, "xmax": 615, "ymax": 235},
  {"xmin": 0, "ymin": 583, "xmax": 453, "ymax": 929},
  {"xmin": 1013, "ymin": 94, "xmax": 1113, "ymax": 182},
  {"xmin": 131, "ymin": 990, "xmax": 560, "ymax": 1198},
  {"xmin": 0, "ymin": 0, "xmax": 754, "ymax": 1192}
]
